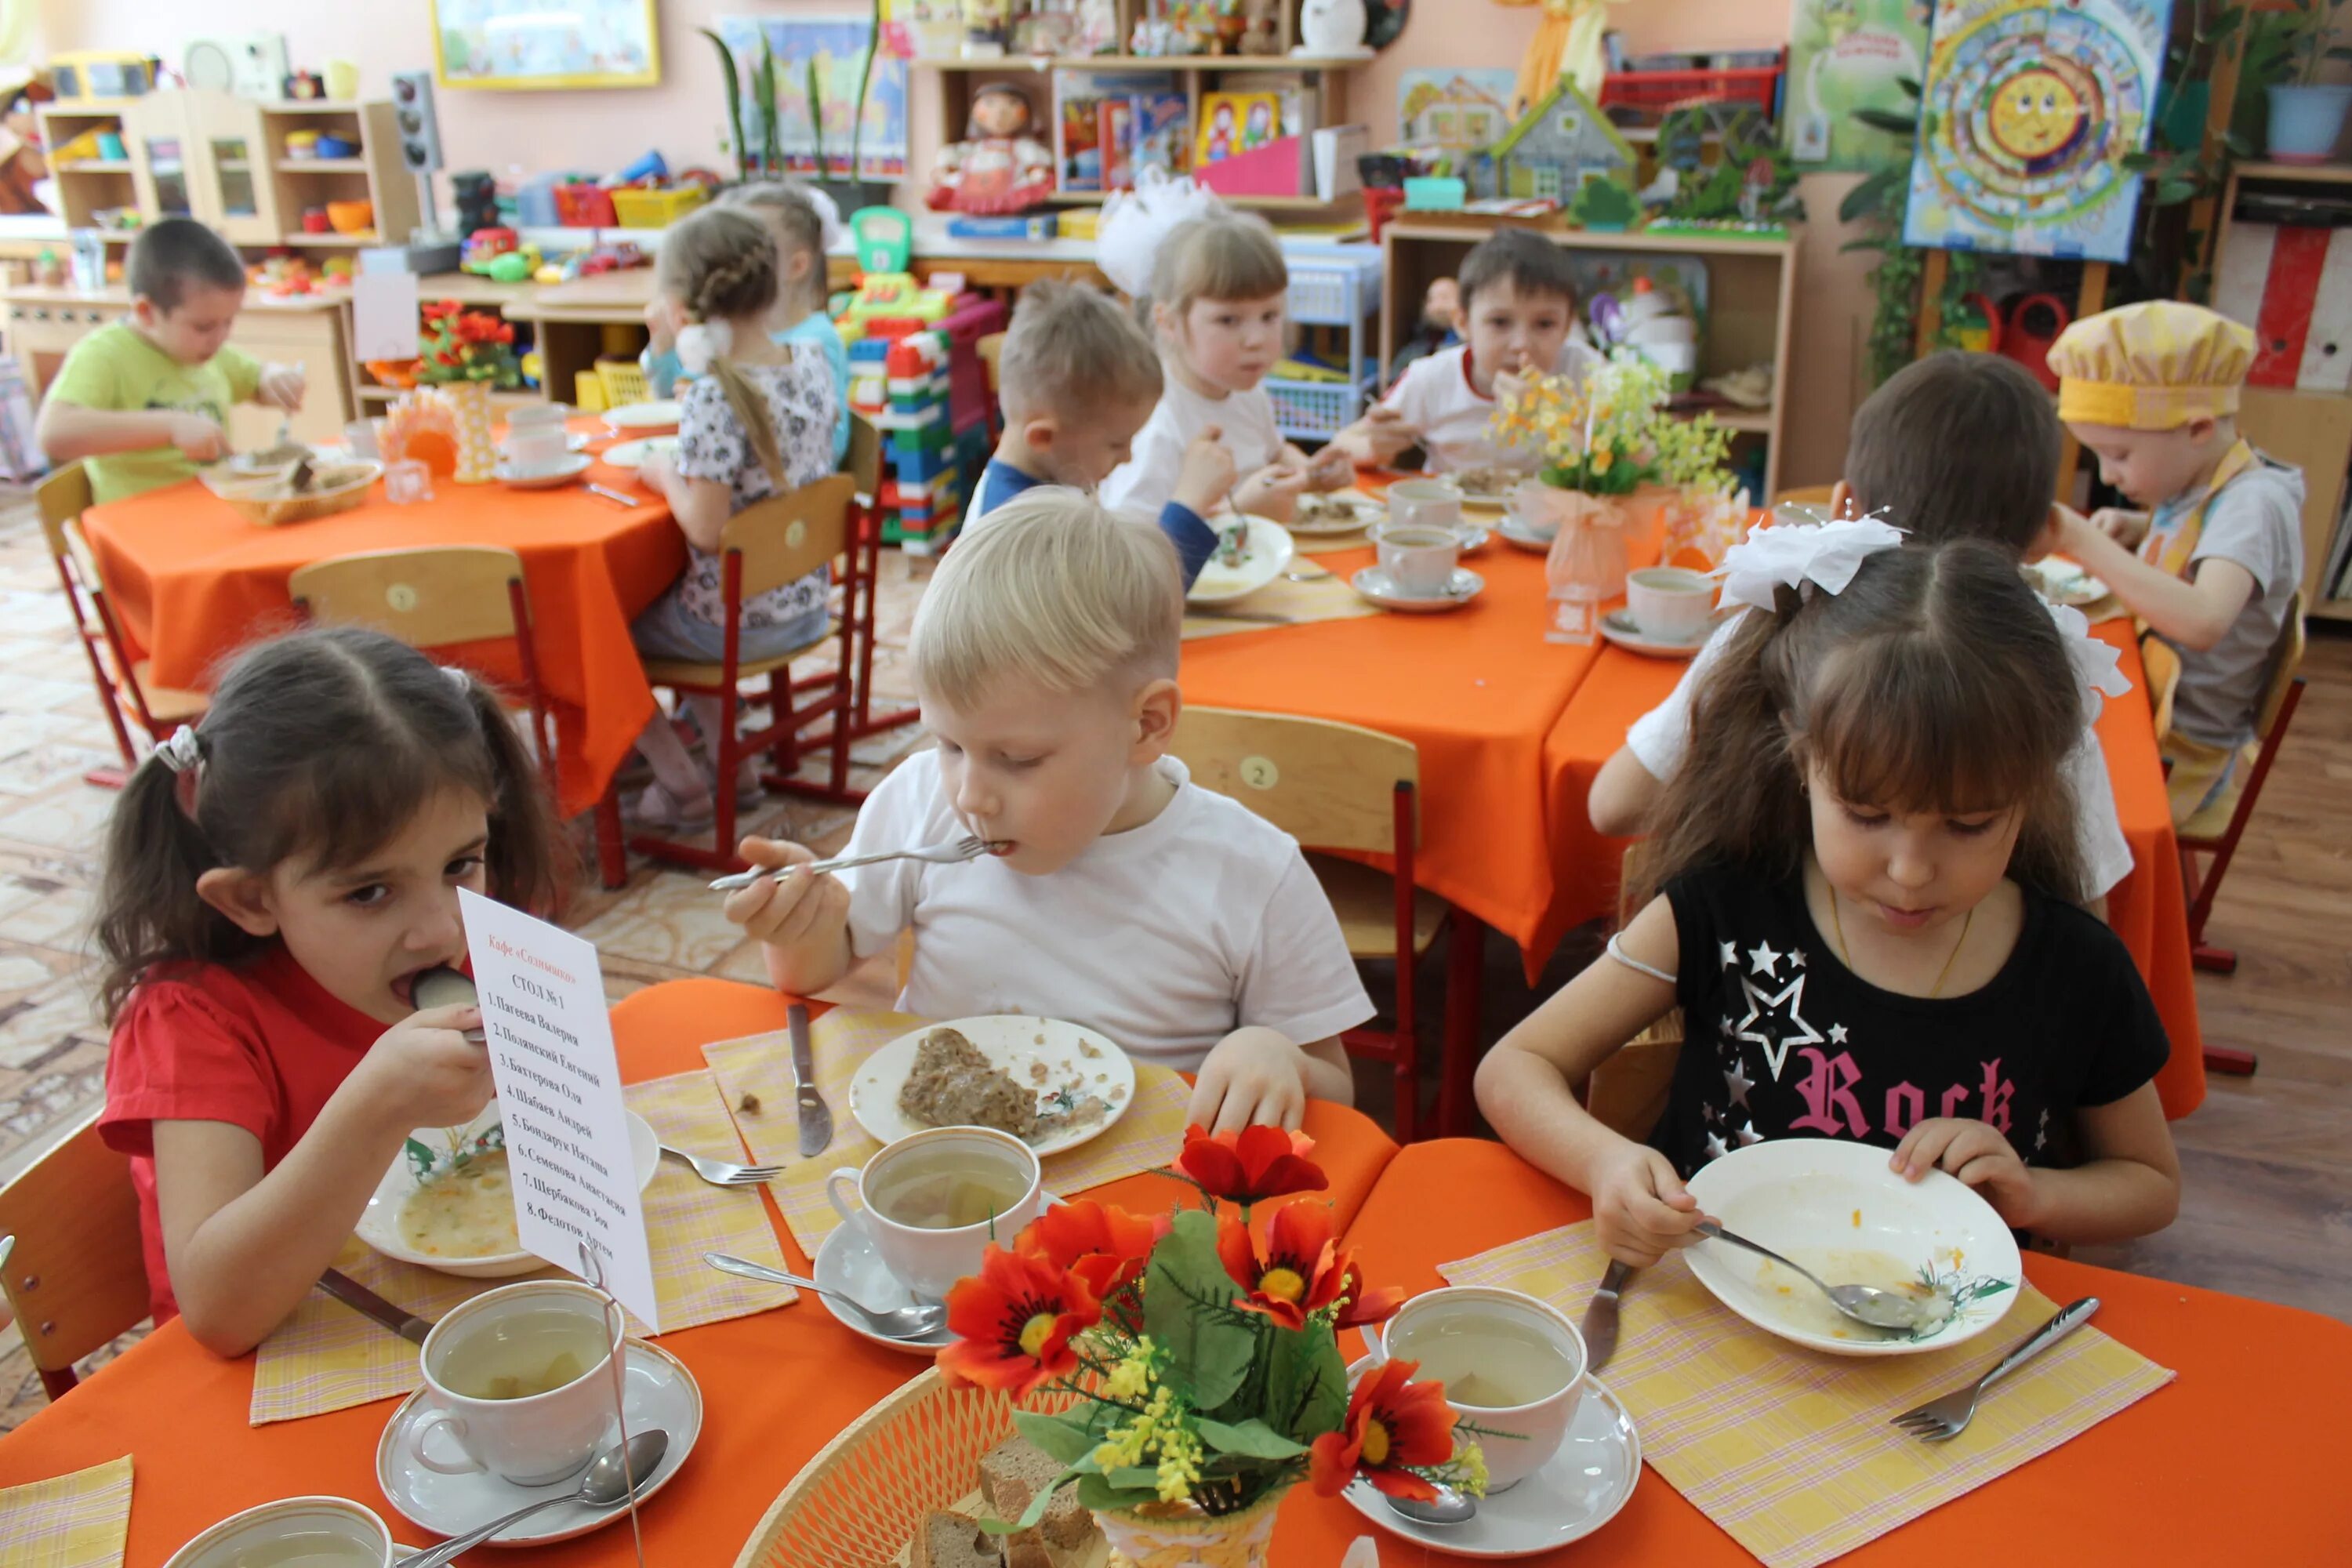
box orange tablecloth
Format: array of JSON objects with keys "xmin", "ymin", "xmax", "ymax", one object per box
[
  {"xmin": 78, "ymin": 436, "xmax": 684, "ymax": 818},
  {"xmin": 0, "ymin": 979, "xmax": 1396, "ymax": 1567},
  {"xmin": 1181, "ymin": 511, "xmax": 1659, "ymax": 973},
  {"xmin": 1275, "ymin": 1140, "xmax": 2352, "ymax": 1563},
  {"xmin": 1536, "ymin": 622, "xmax": 2205, "ymax": 1117}
]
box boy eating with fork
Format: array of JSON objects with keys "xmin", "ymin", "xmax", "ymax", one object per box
[{"xmin": 722, "ymin": 488, "xmax": 1371, "ymax": 1131}]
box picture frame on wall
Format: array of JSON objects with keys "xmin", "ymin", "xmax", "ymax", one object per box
[{"xmin": 434, "ymin": 0, "xmax": 662, "ymax": 90}]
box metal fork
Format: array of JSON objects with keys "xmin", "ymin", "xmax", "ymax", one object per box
[
  {"xmin": 1891, "ymin": 1296, "xmax": 2099, "ymax": 1443},
  {"xmin": 708, "ymin": 833, "xmax": 1000, "ymax": 891},
  {"xmin": 659, "ymin": 1143, "xmax": 784, "ymax": 1186}
]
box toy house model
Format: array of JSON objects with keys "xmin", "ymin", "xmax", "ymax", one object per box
[
  {"xmin": 1402, "ymin": 74, "xmax": 1515, "ymax": 153},
  {"xmin": 1490, "ymin": 79, "xmax": 1635, "ymax": 203}
]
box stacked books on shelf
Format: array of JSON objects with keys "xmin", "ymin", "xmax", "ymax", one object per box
[
  {"xmin": 1052, "ymin": 71, "xmax": 1188, "ymax": 195},
  {"xmin": 1191, "ymin": 76, "xmax": 1366, "ymax": 202}
]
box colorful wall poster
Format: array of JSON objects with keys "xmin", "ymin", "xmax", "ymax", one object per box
[
  {"xmin": 1397, "ymin": 67, "xmax": 1520, "ymax": 155},
  {"xmin": 1784, "ymin": 0, "xmax": 1933, "ymax": 170},
  {"xmin": 716, "ymin": 15, "xmax": 910, "ymax": 177},
  {"xmin": 1902, "ymin": 0, "xmax": 2172, "ymax": 262},
  {"xmin": 434, "ymin": 0, "xmax": 659, "ymax": 89}
]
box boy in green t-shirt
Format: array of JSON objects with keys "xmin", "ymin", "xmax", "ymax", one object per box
[{"xmin": 36, "ymin": 218, "xmax": 307, "ymax": 503}]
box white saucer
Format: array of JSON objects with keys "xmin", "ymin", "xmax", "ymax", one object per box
[
  {"xmin": 602, "ymin": 400, "xmax": 684, "ymax": 432},
  {"xmin": 497, "ymin": 453, "xmax": 593, "ymax": 489},
  {"xmin": 1599, "ymin": 608, "xmax": 1716, "ymax": 659},
  {"xmin": 812, "ymin": 1211, "xmax": 956, "ymax": 1356},
  {"xmin": 376, "ymin": 1338, "xmax": 702, "ymax": 1547},
  {"xmin": 1352, "ymin": 565, "xmax": 1484, "ymax": 612},
  {"xmin": 1341, "ymin": 1364, "xmax": 1640, "ymax": 1558},
  {"xmin": 499, "ymin": 433, "xmax": 590, "ymax": 459},
  {"xmin": 597, "ymin": 436, "xmax": 679, "ymax": 470},
  {"xmin": 1497, "ymin": 516, "xmax": 1557, "ymax": 554},
  {"xmin": 1453, "ymin": 524, "xmax": 1492, "ymax": 554}
]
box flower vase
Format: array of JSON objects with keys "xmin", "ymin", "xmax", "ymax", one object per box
[
  {"xmin": 434, "ymin": 380, "xmax": 499, "ymax": 485},
  {"xmin": 1094, "ymin": 1490, "xmax": 1284, "ymax": 1567},
  {"xmin": 1540, "ymin": 488, "xmax": 1632, "ymax": 644}
]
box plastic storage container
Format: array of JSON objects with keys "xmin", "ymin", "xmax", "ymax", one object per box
[{"xmin": 610, "ymin": 184, "xmax": 708, "ymax": 229}]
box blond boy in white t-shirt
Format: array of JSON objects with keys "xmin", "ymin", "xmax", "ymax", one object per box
[{"xmin": 722, "ymin": 488, "xmax": 1371, "ymax": 1131}]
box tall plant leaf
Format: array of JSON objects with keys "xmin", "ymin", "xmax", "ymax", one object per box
[{"xmin": 699, "ymin": 29, "xmax": 748, "ymax": 181}]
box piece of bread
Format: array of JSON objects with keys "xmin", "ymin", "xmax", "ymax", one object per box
[
  {"xmin": 980, "ymin": 1436, "xmax": 1096, "ymax": 1552},
  {"xmin": 1002, "ymin": 1530, "xmax": 1054, "ymax": 1568},
  {"xmin": 908, "ymin": 1508, "xmax": 999, "ymax": 1568}
]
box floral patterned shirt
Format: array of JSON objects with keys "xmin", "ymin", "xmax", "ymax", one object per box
[{"xmin": 671, "ymin": 355, "xmax": 839, "ymax": 632}]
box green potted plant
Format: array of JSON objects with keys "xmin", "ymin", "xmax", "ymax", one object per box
[{"xmin": 2266, "ymin": 0, "xmax": 2352, "ymax": 163}]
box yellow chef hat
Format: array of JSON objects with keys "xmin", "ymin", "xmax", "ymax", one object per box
[{"xmin": 2046, "ymin": 301, "xmax": 2257, "ymax": 430}]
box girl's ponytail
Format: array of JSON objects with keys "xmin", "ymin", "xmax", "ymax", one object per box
[
  {"xmin": 94, "ymin": 742, "xmax": 252, "ymax": 1022},
  {"xmin": 659, "ymin": 206, "xmax": 787, "ymax": 486},
  {"xmin": 450, "ymin": 670, "xmax": 567, "ymax": 918}
]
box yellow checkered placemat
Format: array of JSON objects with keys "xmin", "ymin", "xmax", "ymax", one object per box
[
  {"xmin": 0, "ymin": 1456, "xmax": 132, "ymax": 1568},
  {"xmin": 1443, "ymin": 1221, "xmax": 2174, "ymax": 1568},
  {"xmin": 702, "ymin": 1010, "xmax": 1194, "ymax": 1258},
  {"xmin": 250, "ymin": 1070, "xmax": 793, "ymax": 1425}
]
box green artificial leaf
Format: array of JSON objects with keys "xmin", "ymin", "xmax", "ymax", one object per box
[
  {"xmin": 1852, "ymin": 107, "xmax": 1921, "ymax": 137},
  {"xmin": 1144, "ymin": 1209, "xmax": 1254, "ymax": 1413},
  {"xmin": 1013, "ymin": 1410, "xmax": 1105, "ymax": 1468},
  {"xmin": 1265, "ymin": 1319, "xmax": 1348, "ymax": 1443},
  {"xmin": 985, "ymin": 1468, "xmax": 1087, "ymax": 1534},
  {"xmin": 1105, "ymin": 1466, "xmax": 1163, "ymax": 1491},
  {"xmin": 1838, "ymin": 167, "xmax": 1905, "ymax": 224},
  {"xmin": 1075, "ymin": 1472, "xmax": 1160, "ymax": 1513},
  {"xmin": 1196, "ymin": 1417, "xmax": 1310, "ymax": 1460},
  {"xmin": 698, "ymin": 29, "xmax": 747, "ymax": 176}
]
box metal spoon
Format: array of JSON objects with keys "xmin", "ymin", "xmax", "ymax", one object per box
[
  {"xmin": 395, "ymin": 1429, "xmax": 668, "ymax": 1568},
  {"xmin": 1387, "ymin": 1483, "xmax": 1478, "ymax": 1526},
  {"xmin": 702, "ymin": 1251, "xmax": 948, "ymax": 1340},
  {"xmin": 1694, "ymin": 1221, "xmax": 1952, "ymax": 1333},
  {"xmin": 411, "ymin": 965, "xmax": 487, "ymax": 1044}
]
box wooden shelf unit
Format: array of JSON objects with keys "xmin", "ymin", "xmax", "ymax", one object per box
[
  {"xmin": 2214, "ymin": 162, "xmax": 2352, "ymax": 622},
  {"xmin": 1377, "ymin": 220, "xmax": 1799, "ymax": 499}
]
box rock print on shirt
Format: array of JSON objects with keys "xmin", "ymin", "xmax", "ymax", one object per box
[{"xmin": 1688, "ymin": 936, "xmax": 2037, "ymax": 1169}]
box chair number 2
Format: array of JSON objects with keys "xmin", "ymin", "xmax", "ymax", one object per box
[{"xmin": 1240, "ymin": 756, "xmax": 1279, "ymax": 790}]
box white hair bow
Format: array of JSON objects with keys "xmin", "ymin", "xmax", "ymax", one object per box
[
  {"xmin": 1715, "ymin": 516, "xmax": 1905, "ymax": 612},
  {"xmin": 800, "ymin": 185, "xmax": 844, "ymax": 253},
  {"xmin": 677, "ymin": 321, "xmax": 735, "ymax": 376},
  {"xmin": 154, "ymin": 726, "xmax": 204, "ymax": 774},
  {"xmin": 1097, "ymin": 167, "xmax": 1221, "ymax": 300},
  {"xmin": 2046, "ymin": 599, "xmax": 2132, "ymax": 720}
]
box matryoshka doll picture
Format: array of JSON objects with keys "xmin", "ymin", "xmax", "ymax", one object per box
[{"xmin": 1204, "ymin": 101, "xmax": 1236, "ymax": 162}]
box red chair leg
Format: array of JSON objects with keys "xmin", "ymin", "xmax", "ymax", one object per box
[
  {"xmin": 2203, "ymin": 1045, "xmax": 2257, "ymax": 1076},
  {"xmin": 594, "ymin": 788, "xmax": 626, "ymax": 889},
  {"xmin": 1438, "ymin": 910, "xmax": 1488, "ymax": 1138}
]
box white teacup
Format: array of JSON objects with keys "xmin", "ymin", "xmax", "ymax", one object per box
[
  {"xmin": 1373, "ymin": 1285, "xmax": 1587, "ymax": 1493},
  {"xmin": 1624, "ymin": 564, "xmax": 1715, "ymax": 643},
  {"xmin": 1387, "ymin": 477, "xmax": 1465, "ymax": 536},
  {"xmin": 411, "ymin": 1279, "xmax": 624, "ymax": 1486},
  {"xmin": 1369, "ymin": 521, "xmax": 1462, "ymax": 597},
  {"xmin": 162, "ymin": 1495, "xmax": 393, "ymax": 1568},
  {"xmin": 829, "ymin": 1126, "xmax": 1046, "ymax": 1300}
]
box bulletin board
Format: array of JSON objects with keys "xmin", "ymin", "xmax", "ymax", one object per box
[
  {"xmin": 434, "ymin": 0, "xmax": 661, "ymax": 90},
  {"xmin": 1784, "ymin": 0, "xmax": 1931, "ymax": 172}
]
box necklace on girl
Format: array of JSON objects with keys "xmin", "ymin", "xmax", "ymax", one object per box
[{"xmin": 1829, "ymin": 893, "xmax": 1975, "ymax": 999}]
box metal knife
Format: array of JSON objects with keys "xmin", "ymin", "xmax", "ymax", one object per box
[
  {"xmin": 318, "ymin": 1269, "xmax": 434, "ymax": 1346},
  {"xmin": 1581, "ymin": 1259, "xmax": 1633, "ymax": 1373},
  {"xmin": 789, "ymin": 1003, "xmax": 833, "ymax": 1159}
]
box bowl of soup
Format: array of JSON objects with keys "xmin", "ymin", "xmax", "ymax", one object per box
[{"xmin": 355, "ymin": 1105, "xmax": 660, "ymax": 1278}]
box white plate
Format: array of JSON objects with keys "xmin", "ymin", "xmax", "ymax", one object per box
[
  {"xmin": 356, "ymin": 1108, "xmax": 659, "ymax": 1279},
  {"xmin": 1186, "ymin": 516, "xmax": 1295, "ymax": 604},
  {"xmin": 1684, "ymin": 1137, "xmax": 2024, "ymax": 1357},
  {"xmin": 2024, "ymin": 555, "xmax": 2110, "ymax": 608},
  {"xmin": 1341, "ymin": 1357, "xmax": 1639, "ymax": 1559},
  {"xmin": 1289, "ymin": 494, "xmax": 1383, "ymax": 535},
  {"xmin": 1352, "ymin": 564, "xmax": 1484, "ymax": 612},
  {"xmin": 601, "ymin": 401, "xmax": 684, "ymax": 431},
  {"xmin": 376, "ymin": 1338, "xmax": 702, "ymax": 1548},
  {"xmin": 850, "ymin": 1015, "xmax": 1138, "ymax": 1158},
  {"xmin": 597, "ymin": 436, "xmax": 680, "ymax": 470},
  {"xmin": 1599, "ymin": 608, "xmax": 1719, "ymax": 659},
  {"xmin": 496, "ymin": 453, "xmax": 593, "ymax": 490}
]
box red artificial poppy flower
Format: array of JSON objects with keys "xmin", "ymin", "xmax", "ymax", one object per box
[
  {"xmin": 1308, "ymin": 1356, "xmax": 1458, "ymax": 1501},
  {"xmin": 1216, "ymin": 1202, "xmax": 1347, "ymax": 1330},
  {"xmin": 938, "ymin": 1244, "xmax": 1102, "ymax": 1399},
  {"xmin": 1330, "ymin": 1257, "xmax": 1404, "ymax": 1330},
  {"xmin": 1177, "ymin": 1123, "xmax": 1327, "ymax": 1207},
  {"xmin": 1017, "ymin": 1200, "xmax": 1168, "ymax": 1301}
]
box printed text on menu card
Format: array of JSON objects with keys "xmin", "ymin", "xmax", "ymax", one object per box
[{"xmin": 458, "ymin": 888, "xmax": 660, "ymax": 1330}]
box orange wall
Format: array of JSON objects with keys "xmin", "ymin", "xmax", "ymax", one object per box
[{"xmin": 52, "ymin": 0, "xmax": 1871, "ymax": 484}]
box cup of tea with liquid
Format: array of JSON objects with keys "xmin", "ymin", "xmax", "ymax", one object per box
[
  {"xmin": 409, "ymin": 1279, "xmax": 626, "ymax": 1486},
  {"xmin": 1369, "ymin": 521, "xmax": 1463, "ymax": 597},
  {"xmin": 1373, "ymin": 1285, "xmax": 1587, "ymax": 1491},
  {"xmin": 829, "ymin": 1126, "xmax": 1046, "ymax": 1299},
  {"xmin": 1624, "ymin": 565, "xmax": 1716, "ymax": 644},
  {"xmin": 162, "ymin": 1496, "xmax": 394, "ymax": 1568}
]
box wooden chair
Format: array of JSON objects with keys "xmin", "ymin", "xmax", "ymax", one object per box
[
  {"xmin": 1584, "ymin": 843, "xmax": 1682, "ymax": 1142},
  {"xmin": 978, "ymin": 330, "xmax": 1007, "ymax": 445},
  {"xmin": 37, "ymin": 463, "xmax": 207, "ymax": 786},
  {"xmin": 1168, "ymin": 708, "xmax": 1461, "ymax": 1142},
  {"xmin": 0, "ymin": 1110, "xmax": 149, "ymax": 1401},
  {"xmin": 286, "ymin": 545, "xmax": 559, "ymax": 804},
  {"xmin": 786, "ymin": 414, "xmax": 918, "ymax": 762},
  {"xmin": 2167, "ymin": 597, "xmax": 2309, "ymax": 1075},
  {"xmin": 622, "ymin": 473, "xmax": 860, "ymax": 879}
]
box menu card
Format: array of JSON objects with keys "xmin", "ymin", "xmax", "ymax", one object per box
[{"xmin": 458, "ymin": 889, "xmax": 660, "ymax": 1330}]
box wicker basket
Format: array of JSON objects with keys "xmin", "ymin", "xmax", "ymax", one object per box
[
  {"xmin": 733, "ymin": 1369, "xmax": 1086, "ymax": 1568},
  {"xmin": 200, "ymin": 460, "xmax": 383, "ymax": 527}
]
